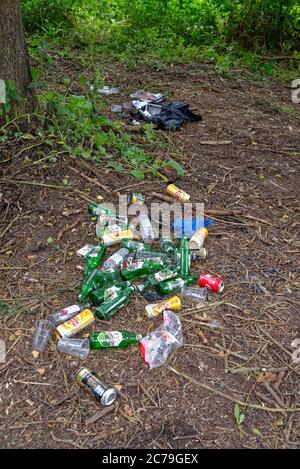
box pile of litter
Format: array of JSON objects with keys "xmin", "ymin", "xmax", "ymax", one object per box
[
  {"xmin": 32, "ymin": 184, "xmax": 224, "ymax": 407},
  {"xmin": 101, "ymin": 87, "xmax": 202, "ymax": 130}
]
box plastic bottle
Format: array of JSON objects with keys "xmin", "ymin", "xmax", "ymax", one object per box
[{"xmin": 140, "ymin": 213, "xmax": 155, "ymax": 241}]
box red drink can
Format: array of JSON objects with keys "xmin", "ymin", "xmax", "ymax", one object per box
[{"xmin": 198, "ymin": 273, "xmax": 224, "ymax": 293}]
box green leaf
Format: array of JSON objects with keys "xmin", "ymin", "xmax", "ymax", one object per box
[
  {"xmin": 130, "ymin": 169, "xmax": 145, "ymax": 179},
  {"xmin": 94, "ymin": 132, "xmax": 108, "ymax": 148},
  {"xmin": 31, "ymin": 67, "xmax": 40, "ymax": 82},
  {"xmin": 252, "ymin": 427, "xmax": 262, "ymax": 436},
  {"xmin": 105, "ymin": 160, "xmax": 124, "ymax": 171},
  {"xmin": 234, "ymin": 404, "xmax": 240, "ymax": 421},
  {"xmin": 161, "ymin": 159, "xmax": 185, "ymax": 176},
  {"xmin": 47, "ymin": 236, "xmax": 54, "ymax": 244},
  {"xmin": 79, "ymin": 74, "xmax": 88, "ymax": 86}
]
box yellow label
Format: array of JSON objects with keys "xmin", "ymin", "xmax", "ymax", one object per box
[
  {"xmin": 145, "ymin": 295, "xmax": 181, "ymax": 318},
  {"xmin": 166, "ymin": 184, "xmax": 190, "ymax": 202},
  {"xmin": 55, "ymin": 308, "xmax": 94, "ymax": 338}
]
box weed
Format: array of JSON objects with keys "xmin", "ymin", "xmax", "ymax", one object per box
[{"xmin": 234, "ymin": 403, "xmax": 246, "ymax": 436}]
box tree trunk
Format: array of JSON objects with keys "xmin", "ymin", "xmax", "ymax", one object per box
[{"xmin": 0, "ymin": 0, "xmax": 36, "ymax": 113}]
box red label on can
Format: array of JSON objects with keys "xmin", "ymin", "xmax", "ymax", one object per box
[{"xmin": 198, "ymin": 273, "xmax": 224, "ymax": 293}]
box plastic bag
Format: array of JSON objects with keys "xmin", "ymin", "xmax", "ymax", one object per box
[{"xmin": 139, "ymin": 310, "xmax": 183, "ymax": 370}]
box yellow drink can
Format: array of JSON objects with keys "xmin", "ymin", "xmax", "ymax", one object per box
[
  {"xmin": 145, "ymin": 295, "xmax": 182, "ymax": 318},
  {"xmin": 55, "ymin": 308, "xmax": 95, "ymax": 338},
  {"xmin": 166, "ymin": 184, "xmax": 190, "ymax": 202}
]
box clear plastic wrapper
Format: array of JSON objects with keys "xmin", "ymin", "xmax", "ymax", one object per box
[{"xmin": 139, "ymin": 310, "xmax": 183, "ymax": 370}]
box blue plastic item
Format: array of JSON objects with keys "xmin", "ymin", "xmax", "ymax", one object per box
[{"xmin": 172, "ymin": 218, "xmax": 213, "ymax": 238}]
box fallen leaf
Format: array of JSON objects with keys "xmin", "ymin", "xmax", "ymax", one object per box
[
  {"xmin": 256, "ymin": 371, "xmax": 276, "ymax": 383},
  {"xmin": 36, "ymin": 367, "xmax": 45, "ymax": 376},
  {"xmin": 114, "ymin": 384, "xmax": 123, "ymax": 392},
  {"xmin": 32, "ymin": 350, "xmax": 40, "ymax": 359},
  {"xmin": 8, "ymin": 335, "xmax": 16, "ymax": 342},
  {"xmin": 272, "ymin": 418, "xmax": 284, "ymax": 427}
]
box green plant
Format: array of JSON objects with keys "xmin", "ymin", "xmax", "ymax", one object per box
[
  {"xmin": 0, "ymin": 80, "xmax": 23, "ymax": 116},
  {"xmin": 234, "ymin": 403, "xmax": 246, "ymax": 435},
  {"xmin": 36, "ymin": 71, "xmax": 184, "ymax": 180}
]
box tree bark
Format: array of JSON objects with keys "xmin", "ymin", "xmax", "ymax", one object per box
[{"xmin": 0, "ymin": 0, "xmax": 36, "ymax": 112}]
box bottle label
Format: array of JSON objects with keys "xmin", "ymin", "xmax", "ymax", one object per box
[
  {"xmin": 76, "ymin": 244, "xmax": 94, "ymax": 258},
  {"xmin": 110, "ymin": 253, "xmax": 123, "ymax": 265},
  {"xmin": 170, "ymin": 278, "xmax": 185, "ymax": 289},
  {"xmin": 154, "ymin": 269, "xmax": 176, "ymax": 282},
  {"xmin": 103, "ymin": 230, "xmax": 133, "ymax": 246},
  {"xmin": 97, "ymin": 331, "xmax": 123, "ymax": 347},
  {"xmin": 104, "ymin": 286, "xmax": 119, "ymax": 301},
  {"xmin": 60, "ymin": 304, "xmax": 81, "ymax": 316},
  {"xmin": 88, "ymin": 246, "xmax": 102, "ymax": 258}
]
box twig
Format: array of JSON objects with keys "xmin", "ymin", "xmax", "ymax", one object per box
[
  {"xmin": 0, "ymin": 178, "xmax": 94, "ymax": 203},
  {"xmin": 85, "ymin": 404, "xmax": 115, "ymax": 426},
  {"xmin": 168, "ymin": 367, "xmax": 300, "ymax": 413},
  {"xmin": 69, "ymin": 166, "xmax": 109, "ymax": 192}
]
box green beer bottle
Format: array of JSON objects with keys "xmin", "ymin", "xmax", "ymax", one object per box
[
  {"xmin": 89, "ymin": 281, "xmax": 130, "ymax": 306},
  {"xmin": 88, "ymin": 203, "xmax": 114, "ymax": 217},
  {"xmin": 178, "ymin": 234, "xmax": 190, "ymax": 278},
  {"xmin": 95, "ymin": 286, "xmax": 135, "ymax": 320},
  {"xmin": 137, "ymin": 265, "xmax": 178, "ymax": 292},
  {"xmin": 120, "ymin": 259, "xmax": 163, "ymax": 281},
  {"xmin": 160, "ymin": 237, "xmax": 175, "ymax": 255},
  {"xmin": 134, "ymin": 250, "xmax": 168, "ymax": 261},
  {"xmin": 157, "ymin": 274, "xmax": 197, "ymax": 296},
  {"xmin": 120, "ymin": 238, "xmax": 152, "ymax": 252},
  {"xmin": 83, "ymin": 244, "xmax": 106, "ymax": 278},
  {"xmin": 90, "ymin": 330, "xmax": 142, "ymax": 349},
  {"xmin": 78, "ymin": 269, "xmax": 121, "ymax": 303}
]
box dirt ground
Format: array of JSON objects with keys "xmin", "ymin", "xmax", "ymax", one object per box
[{"xmin": 0, "ymin": 60, "xmax": 300, "ymax": 449}]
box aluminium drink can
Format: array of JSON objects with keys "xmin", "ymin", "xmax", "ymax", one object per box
[
  {"xmin": 198, "ymin": 273, "xmax": 224, "ymax": 293},
  {"xmin": 76, "ymin": 367, "xmax": 117, "ymax": 407},
  {"xmin": 55, "ymin": 308, "xmax": 95, "ymax": 338},
  {"xmin": 166, "ymin": 184, "xmax": 190, "ymax": 202}
]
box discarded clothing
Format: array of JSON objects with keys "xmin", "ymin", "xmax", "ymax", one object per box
[
  {"xmin": 152, "ymin": 102, "xmax": 202, "ymax": 130},
  {"xmin": 132, "ymin": 101, "xmax": 202, "ymax": 130}
]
